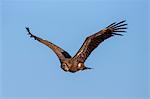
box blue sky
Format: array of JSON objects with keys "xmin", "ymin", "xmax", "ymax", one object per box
[{"xmin": 0, "ymin": 0, "xmax": 149, "ymax": 99}]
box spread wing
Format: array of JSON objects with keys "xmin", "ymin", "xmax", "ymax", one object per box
[
  {"xmin": 73, "ymin": 20, "xmax": 127, "ymax": 63},
  {"xmin": 26, "ymin": 27, "xmax": 71, "ymax": 62}
]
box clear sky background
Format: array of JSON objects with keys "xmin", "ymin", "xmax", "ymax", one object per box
[{"xmin": 0, "ymin": 0, "xmax": 149, "ymax": 99}]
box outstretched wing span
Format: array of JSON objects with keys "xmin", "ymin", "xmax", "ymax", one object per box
[
  {"xmin": 26, "ymin": 27, "xmax": 71, "ymax": 62},
  {"xmin": 73, "ymin": 20, "xmax": 127, "ymax": 63}
]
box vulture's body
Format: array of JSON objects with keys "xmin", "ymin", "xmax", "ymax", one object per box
[{"xmin": 26, "ymin": 20, "xmax": 127, "ymax": 73}]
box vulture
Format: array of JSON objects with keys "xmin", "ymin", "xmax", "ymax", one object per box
[{"xmin": 26, "ymin": 20, "xmax": 127, "ymax": 73}]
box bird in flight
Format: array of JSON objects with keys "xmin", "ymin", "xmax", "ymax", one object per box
[{"xmin": 26, "ymin": 20, "xmax": 127, "ymax": 73}]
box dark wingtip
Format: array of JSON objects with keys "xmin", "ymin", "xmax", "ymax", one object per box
[
  {"xmin": 119, "ymin": 20, "xmax": 126, "ymax": 22},
  {"xmin": 106, "ymin": 22, "xmax": 117, "ymax": 28},
  {"xmin": 25, "ymin": 27, "xmax": 32, "ymax": 35},
  {"xmin": 112, "ymin": 33, "xmax": 124, "ymax": 36},
  {"xmin": 109, "ymin": 20, "xmax": 127, "ymax": 36},
  {"xmin": 107, "ymin": 20, "xmax": 126, "ymax": 28},
  {"xmin": 25, "ymin": 27, "xmax": 30, "ymax": 32},
  {"xmin": 25, "ymin": 27, "xmax": 37, "ymax": 40},
  {"xmin": 113, "ymin": 20, "xmax": 126, "ymax": 27}
]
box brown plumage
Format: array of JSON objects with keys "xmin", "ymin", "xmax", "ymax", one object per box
[{"xmin": 26, "ymin": 20, "xmax": 127, "ymax": 73}]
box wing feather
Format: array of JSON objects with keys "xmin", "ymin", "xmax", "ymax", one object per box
[
  {"xmin": 73, "ymin": 20, "xmax": 127, "ymax": 62},
  {"xmin": 26, "ymin": 27, "xmax": 71, "ymax": 62}
]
